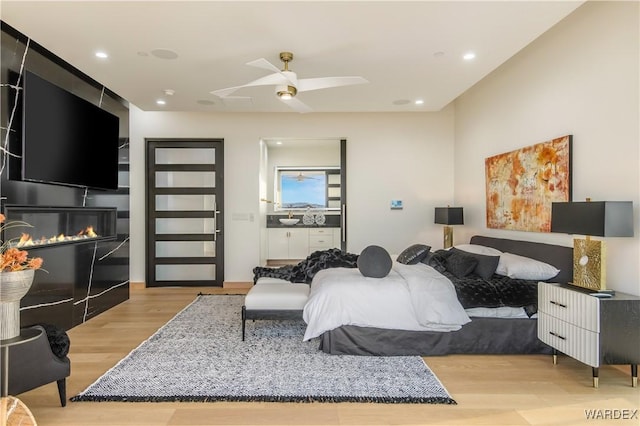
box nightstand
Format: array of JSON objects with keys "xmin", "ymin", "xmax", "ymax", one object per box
[{"xmin": 538, "ymin": 282, "xmax": 640, "ymax": 388}]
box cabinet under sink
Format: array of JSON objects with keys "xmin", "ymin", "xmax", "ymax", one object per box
[{"xmin": 267, "ymin": 227, "xmax": 340, "ymax": 261}]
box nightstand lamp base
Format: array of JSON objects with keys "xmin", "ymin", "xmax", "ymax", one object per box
[
  {"xmin": 571, "ymin": 237, "xmax": 606, "ymax": 291},
  {"xmin": 443, "ymin": 226, "xmax": 453, "ymax": 249}
]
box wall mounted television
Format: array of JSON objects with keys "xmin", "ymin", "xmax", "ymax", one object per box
[{"xmin": 16, "ymin": 70, "xmax": 120, "ymax": 191}]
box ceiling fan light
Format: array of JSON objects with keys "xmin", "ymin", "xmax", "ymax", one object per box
[{"xmin": 277, "ymin": 85, "xmax": 297, "ymax": 100}]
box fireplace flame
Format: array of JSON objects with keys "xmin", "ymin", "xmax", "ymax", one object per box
[
  {"xmin": 18, "ymin": 233, "xmax": 34, "ymax": 247},
  {"xmin": 15, "ymin": 226, "xmax": 101, "ymax": 248}
]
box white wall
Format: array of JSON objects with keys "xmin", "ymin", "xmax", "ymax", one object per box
[
  {"xmin": 129, "ymin": 109, "xmax": 455, "ymax": 283},
  {"xmin": 454, "ymin": 1, "xmax": 639, "ymax": 295}
]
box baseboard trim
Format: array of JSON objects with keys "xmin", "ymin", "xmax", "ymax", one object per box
[
  {"xmin": 130, "ymin": 281, "xmax": 252, "ymax": 289},
  {"xmin": 223, "ymin": 281, "xmax": 253, "ymax": 289}
]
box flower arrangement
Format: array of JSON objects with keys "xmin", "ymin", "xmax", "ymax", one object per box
[{"xmin": 0, "ymin": 213, "xmax": 43, "ymax": 272}]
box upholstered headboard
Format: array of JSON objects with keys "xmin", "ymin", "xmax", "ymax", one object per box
[{"xmin": 469, "ymin": 235, "xmax": 573, "ymax": 284}]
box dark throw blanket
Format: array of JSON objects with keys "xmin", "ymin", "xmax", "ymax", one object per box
[
  {"xmin": 253, "ymin": 248, "xmax": 359, "ymax": 284},
  {"xmin": 426, "ymin": 249, "xmax": 539, "ymax": 316}
]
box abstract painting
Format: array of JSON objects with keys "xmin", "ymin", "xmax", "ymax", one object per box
[{"xmin": 485, "ymin": 135, "xmax": 572, "ymax": 232}]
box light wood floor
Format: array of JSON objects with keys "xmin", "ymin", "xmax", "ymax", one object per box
[{"xmin": 15, "ymin": 286, "xmax": 639, "ymax": 425}]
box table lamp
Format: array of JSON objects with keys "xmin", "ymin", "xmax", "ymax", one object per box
[
  {"xmin": 551, "ymin": 200, "xmax": 633, "ymax": 290},
  {"xmin": 434, "ymin": 207, "xmax": 464, "ymax": 249}
]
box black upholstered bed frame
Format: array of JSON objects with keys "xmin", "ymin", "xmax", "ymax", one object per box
[{"xmin": 318, "ymin": 235, "xmax": 573, "ymax": 356}]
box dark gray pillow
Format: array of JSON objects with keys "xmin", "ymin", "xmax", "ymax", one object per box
[
  {"xmin": 450, "ymin": 247, "xmax": 499, "ymax": 280},
  {"xmin": 445, "ymin": 250, "xmax": 478, "ymax": 278},
  {"xmin": 38, "ymin": 323, "xmax": 70, "ymax": 358},
  {"xmin": 397, "ymin": 244, "xmax": 431, "ymax": 265},
  {"xmin": 358, "ymin": 245, "xmax": 392, "ymax": 278}
]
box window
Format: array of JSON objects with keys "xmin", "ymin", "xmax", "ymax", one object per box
[{"xmin": 275, "ymin": 166, "xmax": 340, "ymax": 211}]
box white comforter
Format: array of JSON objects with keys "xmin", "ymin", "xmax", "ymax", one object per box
[{"xmin": 302, "ymin": 262, "xmax": 471, "ymax": 341}]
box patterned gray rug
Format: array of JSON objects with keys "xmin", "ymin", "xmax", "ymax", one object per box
[{"xmin": 71, "ymin": 295, "xmax": 455, "ymax": 404}]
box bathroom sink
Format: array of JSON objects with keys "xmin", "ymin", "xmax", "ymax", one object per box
[{"xmin": 279, "ymin": 218, "xmax": 300, "ymax": 225}]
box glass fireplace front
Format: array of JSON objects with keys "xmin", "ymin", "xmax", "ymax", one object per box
[{"xmin": 2, "ymin": 205, "xmax": 117, "ymax": 249}]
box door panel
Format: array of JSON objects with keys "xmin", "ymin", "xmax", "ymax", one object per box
[
  {"xmin": 155, "ymin": 194, "xmax": 216, "ymax": 211},
  {"xmin": 156, "ymin": 241, "xmax": 216, "ymax": 258},
  {"xmin": 155, "ymin": 148, "xmax": 216, "ymax": 164},
  {"xmin": 155, "ymin": 217, "xmax": 216, "ymax": 234},
  {"xmin": 155, "ymin": 264, "xmax": 216, "ymax": 281},
  {"xmin": 155, "ymin": 171, "xmax": 216, "ymax": 188},
  {"xmin": 146, "ymin": 139, "xmax": 224, "ymax": 287}
]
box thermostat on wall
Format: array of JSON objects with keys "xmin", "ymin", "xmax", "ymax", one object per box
[{"xmin": 391, "ymin": 200, "xmax": 403, "ymax": 210}]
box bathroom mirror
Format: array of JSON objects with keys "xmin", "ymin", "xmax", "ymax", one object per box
[
  {"xmin": 263, "ymin": 138, "xmax": 342, "ymax": 214},
  {"xmin": 274, "ymin": 166, "xmax": 340, "ymax": 211}
]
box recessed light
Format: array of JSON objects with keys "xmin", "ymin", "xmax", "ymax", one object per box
[
  {"xmin": 156, "ymin": 99, "xmax": 166, "ymax": 105},
  {"xmin": 392, "ymin": 99, "xmax": 411, "ymax": 106},
  {"xmin": 415, "ymin": 99, "xmax": 424, "ymax": 105},
  {"xmin": 95, "ymin": 51, "xmax": 108, "ymax": 59},
  {"xmin": 463, "ymin": 52, "xmax": 476, "ymax": 61},
  {"xmin": 276, "ymin": 141, "xmax": 283, "ymax": 145}
]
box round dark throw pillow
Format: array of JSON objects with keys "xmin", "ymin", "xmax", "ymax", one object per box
[{"xmin": 357, "ymin": 245, "xmax": 392, "ymax": 278}]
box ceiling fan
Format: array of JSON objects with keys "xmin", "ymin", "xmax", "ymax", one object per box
[
  {"xmin": 210, "ymin": 51, "xmax": 368, "ymax": 113},
  {"xmin": 283, "ymin": 172, "xmax": 319, "ymax": 182}
]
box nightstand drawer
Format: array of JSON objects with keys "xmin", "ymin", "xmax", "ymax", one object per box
[
  {"xmin": 538, "ymin": 283, "xmax": 600, "ymax": 332},
  {"xmin": 538, "ymin": 312, "xmax": 599, "ymax": 367}
]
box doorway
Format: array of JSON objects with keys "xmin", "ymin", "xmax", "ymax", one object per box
[
  {"xmin": 259, "ymin": 138, "xmax": 346, "ymax": 265},
  {"xmin": 146, "ymin": 139, "xmax": 224, "ymax": 286}
]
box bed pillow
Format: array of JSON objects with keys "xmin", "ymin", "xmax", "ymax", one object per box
[
  {"xmin": 454, "ymin": 244, "xmax": 502, "ymax": 256},
  {"xmin": 495, "ymin": 252, "xmax": 560, "ymax": 280},
  {"xmin": 358, "ymin": 245, "xmax": 393, "ymax": 278},
  {"xmin": 450, "ymin": 247, "xmax": 499, "ymax": 280},
  {"xmin": 396, "ymin": 244, "xmax": 431, "ymax": 265},
  {"xmin": 444, "ymin": 250, "xmax": 478, "ymax": 278}
]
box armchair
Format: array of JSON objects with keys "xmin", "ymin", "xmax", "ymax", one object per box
[{"xmin": 7, "ymin": 325, "xmax": 71, "ymax": 406}]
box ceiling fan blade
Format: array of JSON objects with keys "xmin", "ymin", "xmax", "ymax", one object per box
[
  {"xmin": 210, "ymin": 85, "xmax": 245, "ymax": 98},
  {"xmin": 246, "ymin": 58, "xmax": 282, "ymax": 73},
  {"xmin": 211, "ymin": 72, "xmax": 290, "ymax": 97},
  {"xmin": 297, "ymin": 76, "xmax": 369, "ymax": 93},
  {"xmin": 280, "ymin": 97, "xmax": 313, "ymax": 113}
]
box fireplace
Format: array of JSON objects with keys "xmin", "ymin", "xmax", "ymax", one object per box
[{"xmin": 3, "ymin": 205, "xmax": 117, "ymax": 249}]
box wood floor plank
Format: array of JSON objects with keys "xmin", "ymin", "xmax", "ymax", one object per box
[{"xmin": 11, "ymin": 286, "xmax": 640, "ymax": 425}]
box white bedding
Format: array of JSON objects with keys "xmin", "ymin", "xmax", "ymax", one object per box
[{"xmin": 302, "ymin": 262, "xmax": 471, "ymax": 341}]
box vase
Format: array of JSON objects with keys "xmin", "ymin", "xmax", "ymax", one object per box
[{"xmin": 0, "ymin": 269, "xmax": 35, "ymax": 340}]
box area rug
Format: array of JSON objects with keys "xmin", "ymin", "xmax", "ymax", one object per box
[{"xmin": 71, "ymin": 295, "xmax": 455, "ymax": 404}]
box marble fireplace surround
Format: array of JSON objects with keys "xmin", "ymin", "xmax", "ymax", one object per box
[{"xmin": 1, "ymin": 21, "xmax": 130, "ymax": 331}]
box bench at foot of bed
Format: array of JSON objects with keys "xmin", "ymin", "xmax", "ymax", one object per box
[{"xmin": 242, "ymin": 279, "xmax": 309, "ymax": 341}]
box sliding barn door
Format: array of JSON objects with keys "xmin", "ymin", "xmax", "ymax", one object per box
[{"xmin": 146, "ymin": 139, "xmax": 224, "ymax": 287}]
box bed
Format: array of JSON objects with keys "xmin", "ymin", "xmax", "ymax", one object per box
[{"xmin": 309, "ymin": 235, "xmax": 573, "ymax": 356}]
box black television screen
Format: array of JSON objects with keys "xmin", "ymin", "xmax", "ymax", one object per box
[{"xmin": 20, "ymin": 70, "xmax": 120, "ymax": 190}]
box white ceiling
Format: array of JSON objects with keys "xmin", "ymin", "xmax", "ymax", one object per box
[{"xmin": 0, "ymin": 1, "xmax": 584, "ymax": 113}]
